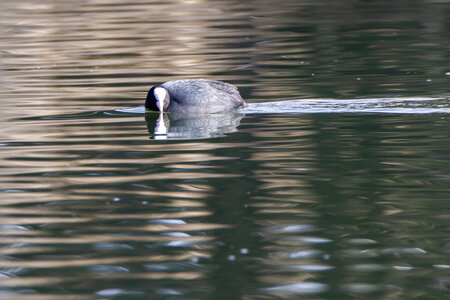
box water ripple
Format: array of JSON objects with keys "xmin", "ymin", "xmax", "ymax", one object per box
[{"xmin": 1, "ymin": 0, "xmax": 449, "ymax": 299}]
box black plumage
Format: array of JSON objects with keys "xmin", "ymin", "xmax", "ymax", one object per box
[{"xmin": 145, "ymin": 79, "xmax": 246, "ymax": 114}]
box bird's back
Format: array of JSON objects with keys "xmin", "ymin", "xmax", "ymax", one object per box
[{"xmin": 162, "ymin": 79, "xmax": 246, "ymax": 114}]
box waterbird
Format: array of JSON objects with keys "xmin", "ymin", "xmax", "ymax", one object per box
[{"xmin": 145, "ymin": 79, "xmax": 246, "ymax": 114}]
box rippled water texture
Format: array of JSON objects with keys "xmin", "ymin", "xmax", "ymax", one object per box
[{"xmin": 1, "ymin": 0, "xmax": 449, "ymax": 299}]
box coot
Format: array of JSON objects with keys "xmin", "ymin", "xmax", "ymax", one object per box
[{"xmin": 145, "ymin": 79, "xmax": 246, "ymax": 114}]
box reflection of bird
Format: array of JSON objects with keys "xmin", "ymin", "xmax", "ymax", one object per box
[
  {"xmin": 145, "ymin": 111, "xmax": 245, "ymax": 140},
  {"xmin": 145, "ymin": 79, "xmax": 246, "ymax": 114}
]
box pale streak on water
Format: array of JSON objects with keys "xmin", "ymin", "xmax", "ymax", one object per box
[
  {"xmin": 120, "ymin": 97, "xmax": 450, "ymax": 115},
  {"xmin": 0, "ymin": 0, "xmax": 449, "ymax": 299}
]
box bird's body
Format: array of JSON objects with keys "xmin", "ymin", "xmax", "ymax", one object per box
[{"xmin": 145, "ymin": 79, "xmax": 246, "ymax": 114}]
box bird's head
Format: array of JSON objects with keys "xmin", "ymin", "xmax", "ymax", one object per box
[{"xmin": 145, "ymin": 86, "xmax": 170, "ymax": 112}]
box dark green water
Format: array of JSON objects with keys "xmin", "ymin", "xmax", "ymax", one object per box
[{"xmin": 0, "ymin": 0, "xmax": 449, "ymax": 299}]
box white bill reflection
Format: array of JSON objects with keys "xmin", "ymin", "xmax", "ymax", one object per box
[{"xmin": 146, "ymin": 112, "xmax": 244, "ymax": 140}]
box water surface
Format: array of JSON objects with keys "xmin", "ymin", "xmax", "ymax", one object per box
[{"xmin": 1, "ymin": 0, "xmax": 449, "ymax": 299}]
